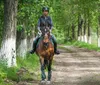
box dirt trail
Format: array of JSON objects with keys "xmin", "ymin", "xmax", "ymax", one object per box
[
  {"xmin": 17, "ymin": 46, "xmax": 100, "ymax": 85},
  {"xmin": 52, "ymin": 46, "xmax": 100, "ymax": 85}
]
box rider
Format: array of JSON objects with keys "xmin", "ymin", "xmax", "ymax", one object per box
[{"xmin": 30, "ymin": 7, "xmax": 60, "ymax": 54}]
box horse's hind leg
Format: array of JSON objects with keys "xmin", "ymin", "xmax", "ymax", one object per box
[
  {"xmin": 40, "ymin": 57, "xmax": 46, "ymax": 81},
  {"xmin": 47, "ymin": 60, "xmax": 52, "ymax": 81}
]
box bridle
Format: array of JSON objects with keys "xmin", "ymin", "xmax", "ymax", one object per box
[{"xmin": 41, "ymin": 28, "xmax": 50, "ymax": 48}]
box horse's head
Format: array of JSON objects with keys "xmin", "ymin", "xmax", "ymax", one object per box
[{"xmin": 41, "ymin": 27, "xmax": 50, "ymax": 48}]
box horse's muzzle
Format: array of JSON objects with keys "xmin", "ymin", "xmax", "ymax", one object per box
[{"xmin": 43, "ymin": 42, "xmax": 49, "ymax": 47}]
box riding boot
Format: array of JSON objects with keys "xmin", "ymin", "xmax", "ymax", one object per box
[
  {"xmin": 51, "ymin": 35, "xmax": 60, "ymax": 54},
  {"xmin": 30, "ymin": 42, "xmax": 36, "ymax": 54},
  {"xmin": 54, "ymin": 42, "xmax": 60, "ymax": 54},
  {"xmin": 30, "ymin": 37, "xmax": 39, "ymax": 54}
]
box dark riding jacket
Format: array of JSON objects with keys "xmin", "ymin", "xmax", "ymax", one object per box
[{"xmin": 37, "ymin": 15, "xmax": 53, "ymax": 31}]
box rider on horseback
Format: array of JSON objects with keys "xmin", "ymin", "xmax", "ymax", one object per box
[{"xmin": 30, "ymin": 7, "xmax": 60, "ymax": 54}]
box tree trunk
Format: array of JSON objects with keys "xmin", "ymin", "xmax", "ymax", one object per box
[
  {"xmin": 83, "ymin": 15, "xmax": 87, "ymax": 43},
  {"xmin": 68, "ymin": 26, "xmax": 70, "ymax": 37},
  {"xmin": 84, "ymin": 19, "xmax": 87, "ymax": 43},
  {"xmin": 27, "ymin": 27, "xmax": 35, "ymax": 51},
  {"xmin": 78, "ymin": 14, "xmax": 81, "ymax": 41},
  {"xmin": 72, "ymin": 23, "xmax": 75, "ymax": 40},
  {"xmin": 78, "ymin": 15, "xmax": 83, "ymax": 41},
  {"xmin": 88, "ymin": 24, "xmax": 91, "ymax": 44},
  {"xmin": 97, "ymin": 15, "xmax": 100, "ymax": 47},
  {"xmin": 0, "ymin": 0, "xmax": 18, "ymax": 67},
  {"xmin": 80, "ymin": 20, "xmax": 83, "ymax": 42},
  {"xmin": 17, "ymin": 23, "xmax": 27, "ymax": 58},
  {"xmin": 87, "ymin": 10, "xmax": 91, "ymax": 44}
]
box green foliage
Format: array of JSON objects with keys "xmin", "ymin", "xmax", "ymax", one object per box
[
  {"xmin": 0, "ymin": 0, "xmax": 100, "ymax": 44},
  {"xmin": 65, "ymin": 41, "xmax": 100, "ymax": 51},
  {"xmin": 74, "ymin": 41, "xmax": 100, "ymax": 51},
  {"xmin": 17, "ymin": 25, "xmax": 23, "ymax": 31},
  {"xmin": 0, "ymin": 60, "xmax": 8, "ymax": 85},
  {"xmin": 17, "ymin": 54, "xmax": 39, "ymax": 71},
  {"xmin": 0, "ymin": 0, "xmax": 99, "ymax": 44},
  {"xmin": 0, "ymin": 66, "xmax": 6, "ymax": 83},
  {"xmin": 7, "ymin": 67, "xmax": 19, "ymax": 81},
  {"xmin": 0, "ymin": 54, "xmax": 40, "ymax": 84}
]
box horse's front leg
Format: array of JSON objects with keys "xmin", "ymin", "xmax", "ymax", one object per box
[
  {"xmin": 40, "ymin": 57, "xmax": 46, "ymax": 81},
  {"xmin": 47, "ymin": 59, "xmax": 52, "ymax": 81}
]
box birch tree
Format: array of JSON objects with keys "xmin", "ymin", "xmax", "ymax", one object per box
[{"xmin": 0, "ymin": 0, "xmax": 18, "ymax": 67}]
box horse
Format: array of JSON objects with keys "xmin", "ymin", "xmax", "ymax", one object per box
[{"xmin": 36, "ymin": 27, "xmax": 54, "ymax": 84}]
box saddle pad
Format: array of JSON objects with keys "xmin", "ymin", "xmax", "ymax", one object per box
[
  {"xmin": 36, "ymin": 36, "xmax": 54, "ymax": 48},
  {"xmin": 36, "ymin": 36, "xmax": 43, "ymax": 48}
]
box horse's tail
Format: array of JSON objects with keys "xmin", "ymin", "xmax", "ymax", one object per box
[{"xmin": 44, "ymin": 59, "xmax": 48, "ymax": 69}]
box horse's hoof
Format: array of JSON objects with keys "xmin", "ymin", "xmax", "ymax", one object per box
[
  {"xmin": 46, "ymin": 81, "xmax": 51, "ymax": 84},
  {"xmin": 41, "ymin": 80, "xmax": 46, "ymax": 84}
]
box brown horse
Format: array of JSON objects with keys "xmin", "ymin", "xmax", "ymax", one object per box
[{"xmin": 36, "ymin": 28, "xmax": 54, "ymax": 83}]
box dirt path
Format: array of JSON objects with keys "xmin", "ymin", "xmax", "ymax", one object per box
[
  {"xmin": 17, "ymin": 46, "xmax": 100, "ymax": 85},
  {"xmin": 52, "ymin": 46, "xmax": 100, "ymax": 85}
]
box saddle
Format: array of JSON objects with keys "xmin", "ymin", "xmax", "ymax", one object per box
[{"xmin": 36, "ymin": 35, "xmax": 54, "ymax": 48}]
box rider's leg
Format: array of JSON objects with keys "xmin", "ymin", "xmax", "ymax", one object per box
[
  {"xmin": 40, "ymin": 57, "xmax": 46, "ymax": 80},
  {"xmin": 30, "ymin": 36, "xmax": 40, "ymax": 54},
  {"xmin": 51, "ymin": 34, "xmax": 60, "ymax": 54},
  {"xmin": 48, "ymin": 60, "xmax": 52, "ymax": 81}
]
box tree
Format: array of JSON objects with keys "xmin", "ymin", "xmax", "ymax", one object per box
[
  {"xmin": 0, "ymin": 0, "xmax": 18, "ymax": 67},
  {"xmin": 16, "ymin": 0, "xmax": 42, "ymax": 57}
]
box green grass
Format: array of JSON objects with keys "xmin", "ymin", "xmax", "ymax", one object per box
[
  {"xmin": 0, "ymin": 54, "xmax": 40, "ymax": 85},
  {"xmin": 64, "ymin": 41, "xmax": 100, "ymax": 51}
]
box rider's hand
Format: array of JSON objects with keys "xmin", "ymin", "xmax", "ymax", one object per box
[
  {"xmin": 39, "ymin": 30, "xmax": 42, "ymax": 33},
  {"xmin": 38, "ymin": 30, "xmax": 42, "ymax": 36},
  {"xmin": 50, "ymin": 29, "xmax": 52, "ymax": 35}
]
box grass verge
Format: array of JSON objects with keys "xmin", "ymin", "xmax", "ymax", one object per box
[
  {"xmin": 0, "ymin": 54, "xmax": 40, "ymax": 85},
  {"xmin": 64, "ymin": 41, "xmax": 100, "ymax": 51}
]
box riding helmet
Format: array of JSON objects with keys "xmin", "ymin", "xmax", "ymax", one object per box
[{"xmin": 42, "ymin": 7, "xmax": 49, "ymax": 12}]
